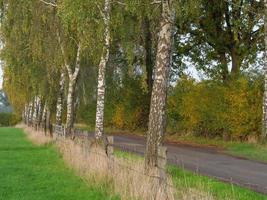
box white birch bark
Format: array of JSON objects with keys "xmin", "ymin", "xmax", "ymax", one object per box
[
  {"xmin": 46, "ymin": 108, "xmax": 51, "ymax": 136},
  {"xmin": 37, "ymin": 98, "xmax": 43, "ymax": 128},
  {"xmin": 263, "ymin": 0, "xmax": 267, "ymax": 139},
  {"xmin": 57, "ymin": 31, "xmax": 81, "ymax": 135},
  {"xmin": 56, "ymin": 71, "xmax": 65, "ymax": 126},
  {"xmin": 95, "ymin": 0, "xmax": 111, "ymax": 140},
  {"xmin": 32, "ymin": 96, "xmax": 39, "ymax": 125},
  {"xmin": 28, "ymin": 101, "xmax": 33, "ymax": 125},
  {"xmin": 41, "ymin": 102, "xmax": 47, "ymax": 129},
  {"xmin": 65, "ymin": 45, "xmax": 81, "ymax": 135},
  {"xmin": 145, "ymin": 0, "xmax": 174, "ymax": 169},
  {"xmin": 24, "ymin": 104, "xmax": 28, "ymax": 124}
]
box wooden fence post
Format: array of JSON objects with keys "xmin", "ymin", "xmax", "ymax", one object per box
[
  {"xmin": 107, "ymin": 136, "xmax": 114, "ymax": 172},
  {"xmin": 83, "ymin": 137, "xmax": 91, "ymax": 156},
  {"xmin": 157, "ymin": 146, "xmax": 167, "ymax": 199},
  {"xmin": 63, "ymin": 125, "xmax": 66, "ymax": 139}
]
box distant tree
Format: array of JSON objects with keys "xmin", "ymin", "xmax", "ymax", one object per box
[{"xmin": 174, "ymin": 0, "xmax": 264, "ymax": 81}]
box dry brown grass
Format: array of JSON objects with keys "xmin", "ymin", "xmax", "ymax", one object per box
[
  {"xmin": 57, "ymin": 138, "xmax": 175, "ymax": 200},
  {"xmin": 20, "ymin": 126, "xmax": 216, "ymax": 200},
  {"xmin": 17, "ymin": 124, "xmax": 53, "ymax": 146}
]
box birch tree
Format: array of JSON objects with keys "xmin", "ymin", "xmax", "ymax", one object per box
[
  {"xmin": 59, "ymin": 40, "xmax": 81, "ymax": 135},
  {"xmin": 56, "ymin": 71, "xmax": 65, "ymax": 126},
  {"xmin": 95, "ymin": 0, "xmax": 111, "ymax": 140},
  {"xmin": 145, "ymin": 0, "xmax": 175, "ymax": 170}
]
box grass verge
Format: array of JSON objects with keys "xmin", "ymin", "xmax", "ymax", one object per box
[
  {"xmin": 116, "ymin": 150, "xmax": 267, "ymax": 200},
  {"xmin": 168, "ymin": 134, "xmax": 267, "ymax": 163},
  {"xmin": 20, "ymin": 124, "xmax": 267, "ymax": 200},
  {"xmin": 0, "ymin": 127, "xmax": 118, "ymax": 200}
]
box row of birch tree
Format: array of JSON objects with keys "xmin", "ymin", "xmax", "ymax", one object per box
[{"xmin": 0, "ymin": 0, "xmax": 266, "ymax": 170}]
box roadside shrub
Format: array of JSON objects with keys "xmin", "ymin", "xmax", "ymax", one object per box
[
  {"xmin": 0, "ymin": 113, "xmax": 20, "ymax": 127},
  {"xmin": 167, "ymin": 75, "xmax": 263, "ymax": 141},
  {"xmin": 77, "ymin": 71, "xmax": 263, "ymax": 141},
  {"xmin": 112, "ymin": 105, "xmax": 125, "ymax": 129}
]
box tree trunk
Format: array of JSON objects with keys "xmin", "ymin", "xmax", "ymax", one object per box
[
  {"xmin": 145, "ymin": 0, "xmax": 174, "ymax": 170},
  {"xmin": 37, "ymin": 99, "xmax": 43, "ymax": 129},
  {"xmin": 262, "ymin": 0, "xmax": 267, "ymax": 139},
  {"xmin": 95, "ymin": 0, "xmax": 111, "ymax": 140},
  {"xmin": 32, "ymin": 96, "xmax": 38, "ymax": 127},
  {"xmin": 45, "ymin": 108, "xmax": 52, "ymax": 137},
  {"xmin": 66, "ymin": 80, "xmax": 75, "ymax": 135},
  {"xmin": 28, "ymin": 102, "xmax": 33, "ymax": 126},
  {"xmin": 56, "ymin": 71, "xmax": 65, "ymax": 126},
  {"xmin": 63, "ymin": 44, "xmax": 81, "ymax": 136},
  {"xmin": 143, "ymin": 17, "xmax": 154, "ymax": 98},
  {"xmin": 41, "ymin": 103, "xmax": 47, "ymax": 132},
  {"xmin": 24, "ymin": 104, "xmax": 28, "ymax": 124},
  {"xmin": 143, "ymin": 17, "xmax": 154, "ymax": 127},
  {"xmin": 230, "ymin": 46, "xmax": 240, "ymax": 77},
  {"xmin": 219, "ymin": 52, "xmax": 229, "ymax": 82},
  {"xmin": 57, "ymin": 30, "xmax": 81, "ymax": 136}
]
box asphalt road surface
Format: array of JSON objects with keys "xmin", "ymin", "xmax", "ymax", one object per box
[{"xmin": 112, "ymin": 134, "xmax": 267, "ymax": 195}]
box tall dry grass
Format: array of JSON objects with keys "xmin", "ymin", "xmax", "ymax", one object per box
[
  {"xmin": 17, "ymin": 124, "xmax": 53, "ymax": 146},
  {"xmin": 57, "ymin": 138, "xmax": 175, "ymax": 200},
  {"xmin": 21, "ymin": 126, "xmax": 216, "ymax": 200}
]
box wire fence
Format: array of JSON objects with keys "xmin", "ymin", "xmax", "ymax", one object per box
[
  {"xmin": 49, "ymin": 124, "xmax": 178, "ymax": 195},
  {"xmin": 35, "ymin": 123, "xmax": 267, "ymax": 195}
]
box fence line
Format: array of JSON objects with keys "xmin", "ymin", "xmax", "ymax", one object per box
[
  {"xmin": 32, "ymin": 123, "xmax": 267, "ymax": 194},
  {"xmin": 65, "ymin": 133, "xmax": 177, "ymax": 191},
  {"xmin": 45, "ymin": 124, "xmax": 173, "ymax": 192}
]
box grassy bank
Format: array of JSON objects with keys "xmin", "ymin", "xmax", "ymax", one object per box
[
  {"xmin": 168, "ymin": 134, "xmax": 267, "ymax": 163},
  {"xmin": 0, "ymin": 128, "xmax": 118, "ymax": 200}
]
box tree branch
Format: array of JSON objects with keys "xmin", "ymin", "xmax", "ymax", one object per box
[
  {"xmin": 73, "ymin": 43, "xmax": 81, "ymax": 81},
  {"xmin": 39, "ymin": 0, "xmax": 57, "ymax": 7}
]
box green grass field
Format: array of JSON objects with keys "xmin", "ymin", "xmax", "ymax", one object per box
[{"xmin": 0, "ymin": 128, "xmax": 118, "ymax": 200}]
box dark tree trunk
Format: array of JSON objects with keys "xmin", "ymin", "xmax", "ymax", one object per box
[
  {"xmin": 230, "ymin": 46, "xmax": 241, "ymax": 77},
  {"xmin": 219, "ymin": 52, "xmax": 229, "ymax": 82},
  {"xmin": 143, "ymin": 17, "xmax": 154, "ymax": 98},
  {"xmin": 45, "ymin": 108, "xmax": 52, "ymax": 137}
]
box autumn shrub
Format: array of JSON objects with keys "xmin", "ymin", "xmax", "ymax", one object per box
[
  {"xmin": 167, "ymin": 75, "xmax": 263, "ymax": 141},
  {"xmin": 112, "ymin": 105, "xmax": 125, "ymax": 129},
  {"xmin": 77, "ymin": 70, "xmax": 262, "ymax": 141},
  {"xmin": 224, "ymin": 77, "xmax": 262, "ymax": 140}
]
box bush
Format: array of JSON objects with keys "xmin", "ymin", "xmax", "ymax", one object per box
[
  {"xmin": 167, "ymin": 75, "xmax": 263, "ymax": 141},
  {"xmin": 0, "ymin": 113, "xmax": 21, "ymax": 127},
  {"xmin": 77, "ymin": 72, "xmax": 263, "ymax": 141}
]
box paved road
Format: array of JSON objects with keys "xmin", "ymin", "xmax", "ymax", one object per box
[{"xmin": 112, "ymin": 134, "xmax": 267, "ymax": 195}]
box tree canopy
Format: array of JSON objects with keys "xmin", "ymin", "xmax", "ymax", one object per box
[{"xmin": 0, "ymin": 0, "xmax": 265, "ymax": 141}]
